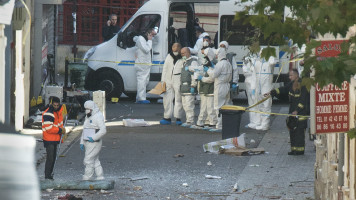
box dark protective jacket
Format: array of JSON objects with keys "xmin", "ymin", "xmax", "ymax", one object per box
[{"xmin": 271, "ymin": 79, "xmax": 310, "ymax": 122}]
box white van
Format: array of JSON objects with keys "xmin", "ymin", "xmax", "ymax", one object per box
[{"xmin": 83, "ymin": 0, "xmax": 292, "ymax": 100}]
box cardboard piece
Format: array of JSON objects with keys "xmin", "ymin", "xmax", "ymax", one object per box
[
  {"xmin": 148, "ymin": 82, "xmax": 166, "ymax": 95},
  {"xmin": 220, "ymin": 147, "xmax": 265, "ymax": 156}
]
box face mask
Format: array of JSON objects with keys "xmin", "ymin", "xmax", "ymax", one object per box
[
  {"xmin": 86, "ymin": 113, "xmax": 92, "ymax": 118},
  {"xmin": 173, "ymin": 52, "xmax": 179, "ymax": 56},
  {"xmin": 182, "ymin": 56, "xmax": 187, "ymax": 60},
  {"xmin": 203, "ymin": 41, "xmax": 209, "ymax": 47}
]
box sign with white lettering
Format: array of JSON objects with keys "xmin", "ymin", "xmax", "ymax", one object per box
[
  {"xmin": 315, "ymin": 81, "xmax": 349, "ymax": 134},
  {"xmin": 314, "ymin": 40, "xmax": 350, "ymax": 134}
]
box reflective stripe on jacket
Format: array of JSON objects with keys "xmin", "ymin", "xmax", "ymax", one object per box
[{"xmin": 42, "ymin": 105, "xmax": 64, "ymax": 142}]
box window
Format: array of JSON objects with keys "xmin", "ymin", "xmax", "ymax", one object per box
[
  {"xmin": 121, "ymin": 14, "xmax": 161, "ymax": 48},
  {"xmin": 126, "ymin": 14, "xmax": 161, "ymax": 36}
]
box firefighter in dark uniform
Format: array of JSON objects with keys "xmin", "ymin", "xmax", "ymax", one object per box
[{"xmin": 266, "ymin": 69, "xmax": 310, "ymax": 155}]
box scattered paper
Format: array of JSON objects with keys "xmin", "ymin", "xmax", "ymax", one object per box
[
  {"xmin": 182, "ymin": 183, "xmax": 188, "ymax": 187},
  {"xmin": 207, "ymin": 161, "xmax": 212, "ymax": 166},
  {"xmin": 205, "ymin": 175, "xmax": 222, "ymax": 179}
]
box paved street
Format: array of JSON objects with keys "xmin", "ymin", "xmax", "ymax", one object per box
[{"xmin": 32, "ymin": 98, "xmax": 315, "ymax": 200}]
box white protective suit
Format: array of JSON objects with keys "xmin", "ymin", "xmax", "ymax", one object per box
[
  {"xmin": 242, "ymin": 55, "xmax": 259, "ymax": 129},
  {"xmin": 254, "ymin": 55, "xmax": 276, "ymax": 130},
  {"xmin": 181, "ymin": 56, "xmax": 199, "ymax": 125},
  {"xmin": 207, "ymin": 48, "xmax": 232, "ymax": 129},
  {"xmin": 133, "ymin": 35, "xmax": 153, "ymax": 101},
  {"xmin": 161, "ymin": 52, "xmax": 184, "ymax": 120},
  {"xmin": 197, "ymin": 48, "xmax": 217, "ymax": 127},
  {"xmin": 219, "ymin": 41, "xmax": 239, "ymax": 84},
  {"xmin": 80, "ymin": 100, "xmax": 107, "ymax": 180},
  {"xmin": 189, "ymin": 32, "xmax": 209, "ymax": 55}
]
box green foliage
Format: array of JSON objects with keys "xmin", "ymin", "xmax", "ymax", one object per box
[
  {"xmin": 347, "ymin": 128, "xmax": 356, "ymax": 139},
  {"xmin": 234, "ymin": 0, "xmax": 356, "ymax": 89}
]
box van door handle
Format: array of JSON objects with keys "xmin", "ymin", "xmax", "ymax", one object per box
[{"xmin": 153, "ymin": 52, "xmax": 160, "ymax": 55}]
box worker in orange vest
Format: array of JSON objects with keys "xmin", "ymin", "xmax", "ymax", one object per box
[{"xmin": 42, "ymin": 96, "xmax": 66, "ymax": 180}]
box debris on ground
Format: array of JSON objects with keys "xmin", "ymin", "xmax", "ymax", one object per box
[
  {"xmin": 130, "ymin": 176, "xmax": 149, "ymax": 181},
  {"xmin": 232, "ymin": 183, "xmax": 238, "ymax": 192},
  {"xmin": 220, "ymin": 146, "xmax": 265, "ymax": 156},
  {"xmin": 182, "ymin": 183, "xmax": 188, "ymax": 187},
  {"xmin": 123, "ymin": 119, "xmax": 150, "ymax": 127},
  {"xmin": 133, "ymin": 186, "xmax": 142, "ymax": 191},
  {"xmin": 203, "ymin": 134, "xmax": 245, "ymax": 154},
  {"xmin": 58, "ymin": 194, "xmax": 83, "ymax": 200},
  {"xmin": 207, "ymin": 161, "xmax": 212, "ymax": 166},
  {"xmin": 205, "ymin": 175, "xmax": 221, "ymax": 179},
  {"xmin": 173, "ymin": 154, "xmax": 184, "ymax": 158}
]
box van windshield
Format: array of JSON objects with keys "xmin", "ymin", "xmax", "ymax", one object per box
[{"xmin": 220, "ymin": 15, "xmax": 269, "ymax": 46}]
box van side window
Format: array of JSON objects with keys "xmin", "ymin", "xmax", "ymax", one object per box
[
  {"xmin": 125, "ymin": 14, "xmax": 161, "ymax": 48},
  {"xmin": 220, "ymin": 15, "xmax": 269, "ymax": 46}
]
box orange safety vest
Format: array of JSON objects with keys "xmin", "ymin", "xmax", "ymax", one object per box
[{"xmin": 42, "ymin": 105, "xmax": 64, "ymax": 142}]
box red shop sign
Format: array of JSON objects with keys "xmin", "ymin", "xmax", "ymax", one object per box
[
  {"xmin": 314, "ymin": 40, "xmax": 350, "ymax": 134},
  {"xmin": 315, "ymin": 40, "xmax": 346, "ymax": 57},
  {"xmin": 315, "ymin": 81, "xmax": 349, "ymax": 134}
]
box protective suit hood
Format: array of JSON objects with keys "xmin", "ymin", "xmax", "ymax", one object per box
[
  {"xmin": 199, "ymin": 32, "xmax": 209, "ymax": 39},
  {"xmin": 219, "ymin": 41, "xmax": 229, "ymax": 50},
  {"xmin": 216, "ymin": 48, "xmax": 227, "ymax": 61},
  {"xmin": 84, "ymin": 100, "xmax": 100, "ymax": 116}
]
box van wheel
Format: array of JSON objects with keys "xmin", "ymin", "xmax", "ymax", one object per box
[{"xmin": 97, "ymin": 71, "xmax": 123, "ymax": 101}]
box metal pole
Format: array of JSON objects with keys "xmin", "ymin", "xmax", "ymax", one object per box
[{"xmin": 51, "ymin": 115, "xmax": 68, "ymax": 178}]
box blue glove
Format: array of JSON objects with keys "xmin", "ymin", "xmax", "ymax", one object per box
[
  {"xmin": 194, "ymin": 69, "xmax": 200, "ymax": 72},
  {"xmin": 190, "ymin": 88, "xmax": 195, "ymax": 94},
  {"xmin": 185, "ymin": 66, "xmax": 189, "ymax": 71},
  {"xmin": 232, "ymin": 83, "xmax": 238, "ymax": 90},
  {"xmin": 88, "ymin": 137, "xmax": 95, "ymax": 143},
  {"xmin": 80, "ymin": 144, "xmax": 84, "ymax": 151},
  {"xmin": 211, "ymin": 63, "xmax": 215, "ymax": 68},
  {"xmin": 204, "ymin": 66, "xmax": 209, "ymax": 72},
  {"xmin": 197, "ymin": 75, "xmax": 203, "ymax": 81}
]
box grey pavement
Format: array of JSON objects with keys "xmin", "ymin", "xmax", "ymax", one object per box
[
  {"xmin": 27, "ymin": 99, "xmax": 315, "ymax": 200},
  {"xmin": 227, "ymin": 107, "xmax": 315, "ymax": 200}
]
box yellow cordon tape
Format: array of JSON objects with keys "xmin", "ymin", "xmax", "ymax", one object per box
[
  {"xmin": 68, "ymin": 57, "xmax": 304, "ymax": 67},
  {"xmin": 69, "ymin": 58, "xmax": 164, "ymax": 66}
]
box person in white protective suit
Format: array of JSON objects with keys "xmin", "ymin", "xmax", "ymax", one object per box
[
  {"xmin": 180, "ymin": 47, "xmax": 199, "ymax": 127},
  {"xmin": 254, "ymin": 49, "xmax": 276, "ymax": 130},
  {"xmin": 207, "ymin": 47, "xmax": 232, "ymax": 131},
  {"xmin": 194, "ymin": 48, "xmax": 217, "ymax": 128},
  {"xmin": 133, "ymin": 28, "xmax": 157, "ymax": 104},
  {"xmin": 160, "ymin": 43, "xmax": 184, "ymax": 125},
  {"xmin": 80, "ymin": 100, "xmax": 107, "ymax": 180},
  {"xmin": 242, "ymin": 54, "xmax": 260, "ymax": 129},
  {"xmin": 218, "ymin": 41, "xmax": 239, "ymax": 104},
  {"xmin": 189, "ymin": 26, "xmax": 209, "ymax": 55}
]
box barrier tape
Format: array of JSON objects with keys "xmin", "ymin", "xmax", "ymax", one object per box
[
  {"xmin": 67, "ymin": 57, "xmax": 304, "ymax": 67},
  {"xmin": 221, "ymin": 104, "xmax": 310, "ymax": 119}
]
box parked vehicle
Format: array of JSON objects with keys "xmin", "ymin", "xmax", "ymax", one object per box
[{"xmin": 84, "ymin": 0, "xmax": 292, "ymax": 100}]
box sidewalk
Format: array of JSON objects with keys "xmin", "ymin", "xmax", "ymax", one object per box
[
  {"xmin": 21, "ymin": 124, "xmax": 83, "ymax": 171},
  {"xmin": 227, "ymin": 107, "xmax": 315, "ymax": 200}
]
